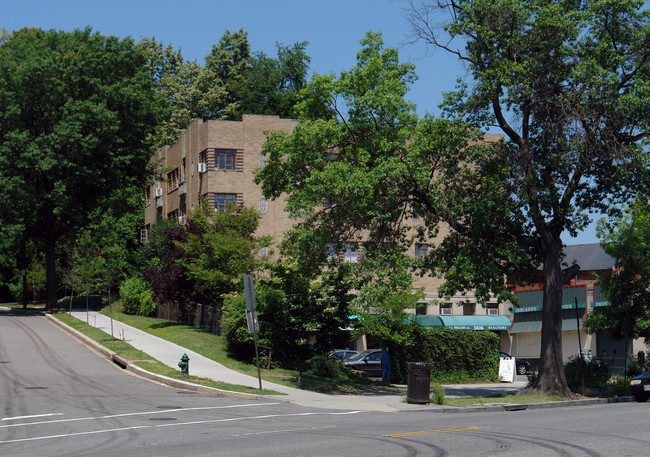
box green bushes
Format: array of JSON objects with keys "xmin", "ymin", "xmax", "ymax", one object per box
[
  {"xmin": 564, "ymin": 356, "xmax": 611, "ymax": 390},
  {"xmin": 384, "ymin": 327, "xmax": 500, "ymax": 384},
  {"xmin": 304, "ymin": 354, "xmax": 352, "ymax": 379},
  {"xmin": 119, "ymin": 277, "xmax": 156, "ymax": 316}
]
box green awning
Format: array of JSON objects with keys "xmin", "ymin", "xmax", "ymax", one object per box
[
  {"xmin": 510, "ymin": 321, "xmax": 542, "ymax": 334},
  {"xmin": 562, "ymin": 317, "xmax": 583, "ymax": 331},
  {"xmin": 417, "ymin": 315, "xmax": 512, "ymax": 331},
  {"xmin": 510, "ymin": 318, "xmax": 583, "ymax": 333}
]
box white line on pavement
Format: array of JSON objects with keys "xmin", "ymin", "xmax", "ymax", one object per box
[
  {"xmin": 0, "ymin": 403, "xmax": 280, "ymax": 429},
  {"xmin": 0, "ymin": 410, "xmax": 363, "ymax": 445}
]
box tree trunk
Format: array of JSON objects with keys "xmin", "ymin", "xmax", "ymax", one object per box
[
  {"xmin": 526, "ymin": 234, "xmax": 576, "ymax": 397},
  {"xmin": 44, "ymin": 205, "xmax": 58, "ymax": 310}
]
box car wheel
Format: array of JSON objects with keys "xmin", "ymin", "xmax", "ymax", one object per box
[
  {"xmin": 635, "ymin": 395, "xmax": 648, "ymax": 403},
  {"xmin": 517, "ymin": 364, "xmax": 528, "ymax": 375}
]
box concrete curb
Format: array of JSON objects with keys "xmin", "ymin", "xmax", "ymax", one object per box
[
  {"xmin": 435, "ymin": 395, "xmax": 635, "ymax": 413},
  {"xmin": 44, "ymin": 313, "xmax": 276, "ymax": 403}
]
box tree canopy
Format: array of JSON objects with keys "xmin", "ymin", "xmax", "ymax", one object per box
[
  {"xmin": 586, "ymin": 199, "xmax": 650, "ymax": 341},
  {"xmin": 142, "ymin": 29, "xmax": 312, "ymax": 148},
  {"xmin": 0, "ymin": 27, "xmax": 164, "ymax": 308},
  {"xmin": 257, "ymin": 31, "xmax": 513, "ymax": 351},
  {"xmin": 407, "ymin": 0, "xmax": 650, "ymax": 395}
]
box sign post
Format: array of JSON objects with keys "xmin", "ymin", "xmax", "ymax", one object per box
[{"xmin": 243, "ymin": 275, "xmax": 262, "ymax": 390}]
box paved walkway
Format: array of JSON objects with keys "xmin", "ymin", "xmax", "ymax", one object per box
[{"xmin": 65, "ymin": 310, "xmax": 527, "ymax": 412}]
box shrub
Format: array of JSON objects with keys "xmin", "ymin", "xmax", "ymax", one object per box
[
  {"xmin": 431, "ymin": 383, "xmax": 445, "ymax": 405},
  {"xmin": 304, "ymin": 354, "xmax": 350, "ymax": 379},
  {"xmin": 564, "ymin": 356, "xmax": 611, "ymax": 390},
  {"xmin": 379, "ymin": 327, "xmax": 500, "ymax": 384},
  {"xmin": 119, "ymin": 277, "xmax": 156, "ymax": 316}
]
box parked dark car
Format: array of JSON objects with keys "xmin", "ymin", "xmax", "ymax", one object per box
[
  {"xmin": 343, "ymin": 349, "xmax": 383, "ymax": 377},
  {"xmin": 329, "ymin": 349, "xmax": 359, "ymax": 361},
  {"xmin": 629, "ymin": 370, "xmax": 650, "ymax": 402},
  {"xmin": 499, "ymin": 351, "xmax": 531, "ymax": 376}
]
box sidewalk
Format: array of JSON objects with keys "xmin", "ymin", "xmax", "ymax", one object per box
[
  {"xmin": 64, "ymin": 310, "xmax": 434, "ymax": 411},
  {"xmin": 53, "ymin": 310, "xmax": 535, "ymax": 412}
]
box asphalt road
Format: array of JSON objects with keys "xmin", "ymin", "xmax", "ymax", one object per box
[{"xmin": 2, "ymin": 309, "xmax": 650, "ymax": 457}]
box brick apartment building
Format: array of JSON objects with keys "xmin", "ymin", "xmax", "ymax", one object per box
[{"xmin": 147, "ymin": 115, "xmax": 636, "ymax": 361}]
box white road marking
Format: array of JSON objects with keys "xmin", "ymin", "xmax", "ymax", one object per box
[
  {"xmin": 232, "ymin": 425, "xmax": 338, "ymax": 437},
  {"xmin": 0, "ymin": 403, "xmax": 280, "ymax": 429},
  {"xmin": 2, "ymin": 413, "xmax": 63, "ymax": 421},
  {"xmin": 0, "ymin": 410, "xmax": 363, "ymax": 445}
]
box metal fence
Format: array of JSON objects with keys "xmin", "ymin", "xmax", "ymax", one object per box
[{"xmin": 155, "ymin": 302, "xmax": 226, "ymax": 335}]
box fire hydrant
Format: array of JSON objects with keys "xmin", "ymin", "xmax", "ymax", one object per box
[{"xmin": 178, "ymin": 353, "xmax": 189, "ymax": 375}]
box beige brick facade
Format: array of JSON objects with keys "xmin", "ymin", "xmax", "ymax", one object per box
[
  {"xmin": 144, "ymin": 115, "xmax": 298, "ymax": 244},
  {"xmin": 144, "ymin": 115, "xmax": 511, "ymax": 327}
]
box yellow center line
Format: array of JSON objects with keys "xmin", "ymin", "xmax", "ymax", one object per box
[{"xmin": 381, "ymin": 426, "xmax": 490, "ymax": 438}]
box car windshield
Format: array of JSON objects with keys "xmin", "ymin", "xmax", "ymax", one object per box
[{"xmin": 347, "ymin": 351, "xmax": 371, "ymax": 361}]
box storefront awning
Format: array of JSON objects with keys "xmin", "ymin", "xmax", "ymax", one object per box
[
  {"xmin": 510, "ymin": 321, "xmax": 542, "ymax": 334},
  {"xmin": 417, "ymin": 315, "xmax": 512, "ymax": 331},
  {"xmin": 510, "ymin": 318, "xmax": 583, "ymax": 334},
  {"xmin": 562, "ymin": 317, "xmax": 584, "ymax": 331}
]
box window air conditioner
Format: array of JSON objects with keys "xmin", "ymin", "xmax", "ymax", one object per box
[
  {"xmin": 154, "ymin": 187, "xmax": 163, "ymax": 197},
  {"xmin": 487, "ymin": 308, "xmax": 499, "ymax": 316},
  {"xmin": 440, "ymin": 307, "xmax": 452, "ymax": 316},
  {"xmin": 197, "ymin": 163, "xmax": 207, "ymax": 173}
]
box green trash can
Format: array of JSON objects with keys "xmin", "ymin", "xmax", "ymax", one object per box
[{"xmin": 407, "ymin": 362, "xmax": 432, "ymax": 404}]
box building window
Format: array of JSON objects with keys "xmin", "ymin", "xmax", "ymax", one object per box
[
  {"xmin": 167, "ymin": 168, "xmax": 179, "ymax": 192},
  {"xmin": 215, "ymin": 193, "xmax": 237, "ymax": 212},
  {"xmin": 326, "ymin": 243, "xmax": 337, "ymax": 263},
  {"xmin": 487, "ymin": 305, "xmax": 499, "ymax": 315},
  {"xmin": 259, "ymin": 154, "xmax": 266, "ymax": 168},
  {"xmin": 416, "ymin": 303, "xmax": 427, "ymax": 316},
  {"xmin": 215, "ymin": 149, "xmax": 236, "ymax": 171},
  {"xmin": 415, "ymin": 243, "xmax": 428, "ymax": 260},
  {"xmin": 463, "ymin": 303, "xmax": 476, "ymax": 316},
  {"xmin": 140, "ymin": 227, "xmax": 149, "ymax": 244},
  {"xmin": 344, "ymin": 243, "xmax": 358, "ymax": 263},
  {"xmin": 144, "ymin": 187, "xmax": 151, "ymax": 206},
  {"xmin": 259, "ymin": 198, "xmax": 268, "ymax": 214},
  {"xmin": 167, "ymin": 209, "xmax": 179, "ymax": 221}
]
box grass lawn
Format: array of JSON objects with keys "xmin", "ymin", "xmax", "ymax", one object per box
[
  {"xmin": 441, "ymin": 393, "xmax": 568, "ymax": 408},
  {"xmin": 59, "ymin": 303, "xmax": 382, "ymax": 395}
]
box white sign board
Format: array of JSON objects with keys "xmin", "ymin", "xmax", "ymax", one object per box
[{"xmin": 498, "ymin": 358, "xmax": 516, "ymax": 383}]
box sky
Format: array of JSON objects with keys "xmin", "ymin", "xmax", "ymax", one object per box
[{"xmin": 3, "ymin": 0, "xmax": 602, "ymax": 245}]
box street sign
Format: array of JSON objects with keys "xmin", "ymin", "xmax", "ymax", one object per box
[
  {"xmin": 243, "ymin": 275, "xmax": 258, "ymax": 333},
  {"xmin": 243, "ymin": 275, "xmax": 262, "ymax": 390}
]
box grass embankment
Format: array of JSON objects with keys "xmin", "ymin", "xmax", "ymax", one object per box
[
  {"xmin": 58, "ymin": 303, "xmax": 380, "ymax": 395},
  {"xmin": 54, "ymin": 311, "xmax": 282, "ymax": 395}
]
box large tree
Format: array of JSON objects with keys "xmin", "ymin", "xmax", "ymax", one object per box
[
  {"xmin": 256, "ymin": 31, "xmax": 520, "ymax": 360},
  {"xmin": 140, "ymin": 30, "xmax": 312, "ymax": 150},
  {"xmin": 586, "ymin": 199, "xmax": 650, "ymax": 341},
  {"xmin": 0, "ymin": 28, "xmax": 164, "ymax": 309},
  {"xmin": 406, "ymin": 0, "xmax": 650, "ymax": 394}
]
